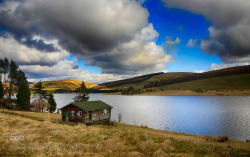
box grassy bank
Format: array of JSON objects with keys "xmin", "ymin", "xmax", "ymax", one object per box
[{"xmin": 0, "ymin": 110, "xmax": 249, "ymax": 156}]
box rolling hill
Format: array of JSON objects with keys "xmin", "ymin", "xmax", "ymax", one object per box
[
  {"xmin": 94, "ymin": 65, "xmax": 250, "ymax": 94},
  {"xmin": 98, "ymin": 72, "xmax": 164, "ymax": 88},
  {"xmin": 29, "ymin": 65, "xmax": 250, "ymax": 94},
  {"xmin": 29, "ymin": 80, "xmax": 97, "ymax": 92},
  {"xmin": 159, "ymin": 74, "xmax": 250, "ymax": 91},
  {"xmin": 106, "ymin": 72, "xmax": 192, "ymax": 89}
]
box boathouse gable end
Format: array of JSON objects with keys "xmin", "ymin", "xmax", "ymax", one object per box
[{"xmin": 60, "ymin": 101, "xmax": 112, "ymax": 125}]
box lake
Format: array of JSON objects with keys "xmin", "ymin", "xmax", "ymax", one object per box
[{"xmin": 54, "ymin": 93, "xmax": 250, "ymax": 141}]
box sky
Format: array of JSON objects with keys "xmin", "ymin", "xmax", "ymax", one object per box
[{"xmin": 0, "ymin": 0, "xmax": 250, "ymax": 83}]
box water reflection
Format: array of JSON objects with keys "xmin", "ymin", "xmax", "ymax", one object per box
[{"xmin": 54, "ymin": 93, "xmax": 250, "ymax": 141}]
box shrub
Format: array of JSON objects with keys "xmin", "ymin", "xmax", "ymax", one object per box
[
  {"xmin": 195, "ymin": 88, "xmax": 203, "ymax": 92},
  {"xmin": 217, "ymin": 136, "xmax": 229, "ymax": 142}
]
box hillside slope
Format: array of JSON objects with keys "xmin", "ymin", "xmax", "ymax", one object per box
[
  {"xmin": 107, "ymin": 72, "xmax": 192, "ymax": 89},
  {"xmin": 29, "ymin": 80, "xmax": 97, "ymax": 92},
  {"xmin": 160, "ymin": 74, "xmax": 250, "ymax": 91},
  {"xmin": 98, "ymin": 72, "xmax": 164, "ymax": 88}
]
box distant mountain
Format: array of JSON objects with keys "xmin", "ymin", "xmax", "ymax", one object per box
[{"xmin": 29, "ymin": 80, "xmax": 97, "ymax": 92}]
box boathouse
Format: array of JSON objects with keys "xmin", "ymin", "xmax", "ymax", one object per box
[{"xmin": 60, "ymin": 101, "xmax": 112, "ymax": 125}]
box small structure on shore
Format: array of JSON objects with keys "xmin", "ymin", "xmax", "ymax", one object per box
[{"xmin": 60, "ymin": 101, "xmax": 112, "ymax": 125}]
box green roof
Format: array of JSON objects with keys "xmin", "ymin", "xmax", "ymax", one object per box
[{"xmin": 61, "ymin": 101, "xmax": 113, "ymax": 112}]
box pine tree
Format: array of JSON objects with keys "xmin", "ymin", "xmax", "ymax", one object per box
[
  {"xmin": 16, "ymin": 70, "xmax": 27, "ymax": 87},
  {"xmin": 16, "ymin": 82, "xmax": 31, "ymax": 110},
  {"xmin": 8, "ymin": 60, "xmax": 18, "ymax": 103},
  {"xmin": 34, "ymin": 81, "xmax": 47, "ymax": 100},
  {"xmin": 48, "ymin": 93, "xmax": 57, "ymax": 113},
  {"xmin": 0, "ymin": 79, "xmax": 4, "ymax": 109},
  {"xmin": 74, "ymin": 81, "xmax": 89, "ymax": 102}
]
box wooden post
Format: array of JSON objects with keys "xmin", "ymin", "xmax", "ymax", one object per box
[{"xmin": 84, "ymin": 112, "xmax": 86, "ymax": 125}]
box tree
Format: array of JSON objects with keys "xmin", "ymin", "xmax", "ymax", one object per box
[
  {"xmin": 8, "ymin": 60, "xmax": 18, "ymax": 103},
  {"xmin": 74, "ymin": 81, "xmax": 89, "ymax": 102},
  {"xmin": 16, "ymin": 70, "xmax": 30, "ymax": 110},
  {"xmin": 0, "ymin": 79, "xmax": 4, "ymax": 109},
  {"xmin": 33, "ymin": 81, "xmax": 47, "ymax": 111},
  {"xmin": 16, "ymin": 70, "xmax": 27, "ymax": 87},
  {"xmin": 48, "ymin": 93, "xmax": 57, "ymax": 113},
  {"xmin": 16, "ymin": 82, "xmax": 31, "ymax": 110},
  {"xmin": 0, "ymin": 57, "xmax": 9, "ymax": 88},
  {"xmin": 34, "ymin": 81, "xmax": 47, "ymax": 99}
]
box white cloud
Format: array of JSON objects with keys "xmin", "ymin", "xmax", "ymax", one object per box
[
  {"xmin": 164, "ymin": 37, "xmax": 181, "ymax": 53},
  {"xmin": 166, "ymin": 37, "xmax": 181, "ymax": 45},
  {"xmin": 86, "ymin": 24, "xmax": 172, "ymax": 75},
  {"xmin": 20, "ymin": 60, "xmax": 130, "ymax": 84},
  {"xmin": 209, "ymin": 62, "xmax": 250, "ymax": 71},
  {"xmin": 0, "ymin": 34, "xmax": 69, "ymax": 65},
  {"xmin": 137, "ymin": 0, "xmax": 146, "ymax": 5},
  {"xmin": 193, "ymin": 70, "xmax": 205, "ymax": 73},
  {"xmin": 186, "ymin": 39, "xmax": 197, "ymax": 47}
]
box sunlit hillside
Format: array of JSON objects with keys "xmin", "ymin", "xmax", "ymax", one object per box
[{"xmin": 29, "ymin": 80, "xmax": 97, "ymax": 92}]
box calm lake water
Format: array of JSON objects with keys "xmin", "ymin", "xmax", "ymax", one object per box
[{"xmin": 54, "ymin": 93, "xmax": 250, "ymax": 141}]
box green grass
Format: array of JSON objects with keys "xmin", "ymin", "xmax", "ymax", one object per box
[{"xmin": 160, "ymin": 74, "xmax": 250, "ymax": 91}]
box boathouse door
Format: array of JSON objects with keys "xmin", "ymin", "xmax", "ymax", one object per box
[
  {"xmin": 89, "ymin": 112, "xmax": 92, "ymax": 121},
  {"xmin": 66, "ymin": 111, "xmax": 69, "ymax": 121}
]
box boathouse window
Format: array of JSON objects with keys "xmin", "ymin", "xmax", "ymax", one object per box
[
  {"xmin": 72, "ymin": 111, "xmax": 75, "ymax": 116},
  {"xmin": 104, "ymin": 109, "xmax": 107, "ymax": 114},
  {"xmin": 78, "ymin": 111, "xmax": 82, "ymax": 117}
]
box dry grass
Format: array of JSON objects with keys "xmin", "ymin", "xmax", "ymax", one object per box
[
  {"xmin": 0, "ymin": 109, "xmax": 250, "ymax": 157},
  {"xmin": 29, "ymin": 80, "xmax": 97, "ymax": 90}
]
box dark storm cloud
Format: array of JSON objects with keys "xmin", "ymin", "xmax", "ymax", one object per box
[
  {"xmin": 0, "ymin": 0, "xmax": 148, "ymax": 55},
  {"xmin": 22, "ymin": 38, "xmax": 59, "ymax": 52},
  {"xmin": 0, "ymin": 0, "xmax": 171, "ymax": 75},
  {"xmin": 163, "ymin": 0, "xmax": 250, "ymax": 63}
]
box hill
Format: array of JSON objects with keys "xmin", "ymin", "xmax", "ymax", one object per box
[
  {"xmin": 97, "ymin": 72, "xmax": 164, "ymax": 88},
  {"xmin": 95, "ymin": 65, "xmax": 250, "ymax": 94},
  {"xmin": 160, "ymin": 74, "xmax": 250, "ymax": 91},
  {"xmin": 29, "ymin": 80, "xmax": 97, "ymax": 93},
  {"xmin": 144, "ymin": 65, "xmax": 250, "ymax": 88},
  {"xmin": 107, "ymin": 72, "xmax": 192, "ymax": 89},
  {"xmin": 1, "ymin": 109, "xmax": 249, "ymax": 156}
]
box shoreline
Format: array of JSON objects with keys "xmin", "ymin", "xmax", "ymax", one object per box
[{"xmin": 107, "ymin": 89, "xmax": 250, "ymax": 96}]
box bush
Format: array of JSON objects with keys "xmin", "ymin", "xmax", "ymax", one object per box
[
  {"xmin": 217, "ymin": 136, "xmax": 229, "ymax": 142},
  {"xmin": 195, "ymin": 88, "xmax": 203, "ymax": 92}
]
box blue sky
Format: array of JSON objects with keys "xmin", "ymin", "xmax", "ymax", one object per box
[
  {"xmin": 145, "ymin": 0, "xmax": 221, "ymax": 72},
  {"xmin": 0, "ymin": 0, "xmax": 249, "ymax": 83}
]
